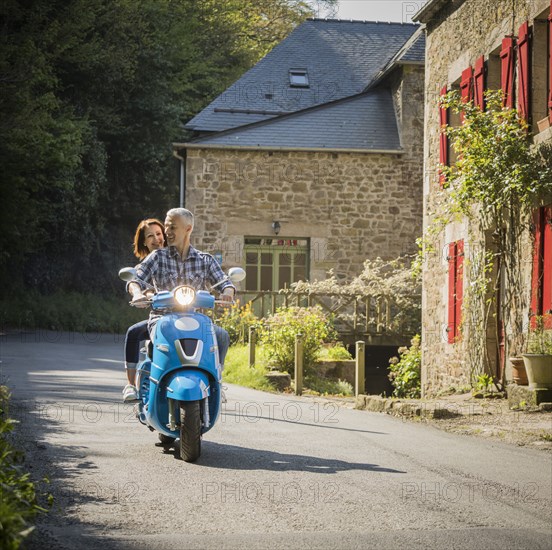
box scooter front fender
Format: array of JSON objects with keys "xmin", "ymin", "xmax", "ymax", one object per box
[{"xmin": 165, "ymin": 369, "xmax": 210, "ymax": 402}]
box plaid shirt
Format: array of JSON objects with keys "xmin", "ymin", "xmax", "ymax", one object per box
[{"xmin": 134, "ymin": 245, "xmax": 234, "ymax": 294}]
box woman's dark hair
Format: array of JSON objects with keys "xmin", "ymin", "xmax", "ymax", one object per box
[{"xmin": 133, "ymin": 219, "xmax": 166, "ymax": 260}]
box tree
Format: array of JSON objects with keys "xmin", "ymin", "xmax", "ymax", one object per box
[{"xmin": 0, "ymin": 0, "xmax": 335, "ymax": 294}]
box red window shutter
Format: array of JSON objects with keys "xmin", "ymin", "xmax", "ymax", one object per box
[
  {"xmin": 447, "ymin": 242, "xmax": 457, "ymax": 343},
  {"xmin": 447, "ymin": 241, "xmax": 464, "ymax": 343},
  {"xmin": 460, "ymin": 66, "xmax": 473, "ymax": 122},
  {"xmin": 543, "ymin": 206, "xmax": 552, "ymax": 327},
  {"xmin": 439, "ymin": 85, "xmax": 449, "ymax": 187},
  {"xmin": 548, "ymin": 2, "xmax": 552, "ymax": 123},
  {"xmin": 517, "ymin": 21, "xmax": 530, "ymax": 122},
  {"xmin": 500, "ymin": 37, "xmax": 515, "ymax": 108},
  {"xmin": 455, "ymin": 240, "xmax": 464, "ymax": 340},
  {"xmin": 474, "ymin": 56, "xmax": 485, "ymax": 109},
  {"xmin": 531, "ymin": 208, "xmax": 545, "ymax": 328}
]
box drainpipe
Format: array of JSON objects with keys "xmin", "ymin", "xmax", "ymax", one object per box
[{"xmin": 172, "ymin": 147, "xmax": 186, "ymax": 208}]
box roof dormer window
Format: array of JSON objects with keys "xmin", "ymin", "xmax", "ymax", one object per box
[{"xmin": 289, "ymin": 69, "xmax": 309, "ymax": 88}]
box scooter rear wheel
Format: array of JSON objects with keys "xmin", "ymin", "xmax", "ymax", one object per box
[{"xmin": 179, "ymin": 401, "xmax": 201, "ymax": 462}]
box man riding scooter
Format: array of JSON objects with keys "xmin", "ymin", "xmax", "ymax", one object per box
[{"xmin": 124, "ymin": 207, "xmax": 235, "ymax": 401}]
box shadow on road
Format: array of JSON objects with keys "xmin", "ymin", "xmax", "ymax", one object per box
[{"xmin": 160, "ymin": 441, "xmax": 406, "ymax": 474}]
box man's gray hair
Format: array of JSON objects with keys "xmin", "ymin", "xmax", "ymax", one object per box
[{"xmin": 166, "ymin": 207, "xmax": 194, "ymax": 229}]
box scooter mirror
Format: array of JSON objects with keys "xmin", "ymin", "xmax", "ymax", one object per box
[
  {"xmin": 228, "ymin": 267, "xmax": 246, "ymax": 283},
  {"xmin": 118, "ymin": 267, "xmax": 138, "ymax": 282}
]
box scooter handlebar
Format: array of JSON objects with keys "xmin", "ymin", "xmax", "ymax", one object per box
[
  {"xmin": 129, "ymin": 297, "xmax": 152, "ymax": 308},
  {"xmin": 214, "ymin": 300, "xmax": 235, "ymax": 307}
]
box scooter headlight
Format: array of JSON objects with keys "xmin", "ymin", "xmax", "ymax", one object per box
[{"xmin": 174, "ymin": 285, "xmax": 195, "ymax": 306}]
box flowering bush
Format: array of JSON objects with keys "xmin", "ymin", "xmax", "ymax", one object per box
[
  {"xmin": 388, "ymin": 335, "xmax": 421, "ymax": 398},
  {"xmin": 287, "ymin": 256, "xmax": 421, "ymax": 336},
  {"xmin": 259, "ymin": 306, "xmax": 337, "ymax": 376},
  {"xmin": 216, "ymin": 300, "xmax": 259, "ymax": 345}
]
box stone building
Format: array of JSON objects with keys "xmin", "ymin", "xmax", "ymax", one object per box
[
  {"xmin": 414, "ymin": 0, "xmax": 552, "ymax": 394},
  {"xmin": 174, "ymin": 19, "xmax": 425, "ymax": 295}
]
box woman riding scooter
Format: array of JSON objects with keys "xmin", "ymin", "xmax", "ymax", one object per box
[{"xmin": 122, "ymin": 218, "xmax": 166, "ymax": 403}]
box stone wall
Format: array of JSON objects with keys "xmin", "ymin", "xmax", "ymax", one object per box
[
  {"xmin": 185, "ymin": 65, "xmax": 425, "ymax": 285},
  {"xmin": 420, "ymin": 0, "xmax": 551, "ymax": 395},
  {"xmin": 186, "ymin": 147, "xmax": 420, "ymax": 282}
]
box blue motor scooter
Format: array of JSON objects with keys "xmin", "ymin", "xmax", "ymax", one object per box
[{"xmin": 118, "ymin": 267, "xmax": 245, "ymax": 462}]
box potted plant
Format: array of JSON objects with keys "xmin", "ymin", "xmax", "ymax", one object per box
[
  {"xmin": 509, "ymin": 356, "xmax": 528, "ymax": 385},
  {"xmin": 522, "ymin": 315, "xmax": 552, "ymax": 390}
]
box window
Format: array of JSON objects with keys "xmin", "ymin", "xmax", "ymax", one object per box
[
  {"xmin": 447, "ymin": 240, "xmax": 464, "ymax": 343},
  {"xmin": 532, "ymin": 7, "xmax": 550, "ymax": 132},
  {"xmin": 244, "ymin": 238, "xmax": 309, "ymax": 291},
  {"xmin": 289, "ymin": 69, "xmax": 309, "ymax": 88},
  {"xmin": 531, "ymin": 205, "xmax": 552, "ymax": 329},
  {"xmin": 487, "ymin": 44, "xmax": 501, "ymax": 92}
]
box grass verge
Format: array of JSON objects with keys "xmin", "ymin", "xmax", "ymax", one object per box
[
  {"xmin": 223, "ymin": 345, "xmax": 275, "ymax": 392},
  {"xmin": 223, "ymin": 344, "xmax": 354, "ymax": 396}
]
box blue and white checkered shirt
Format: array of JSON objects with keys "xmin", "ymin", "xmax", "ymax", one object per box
[{"xmin": 134, "ymin": 245, "xmax": 235, "ymax": 294}]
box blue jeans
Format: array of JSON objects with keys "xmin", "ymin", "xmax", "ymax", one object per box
[{"xmin": 125, "ymin": 319, "xmax": 149, "ymax": 365}]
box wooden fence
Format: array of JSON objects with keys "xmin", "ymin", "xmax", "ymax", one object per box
[{"xmin": 236, "ymin": 290, "xmax": 420, "ymax": 339}]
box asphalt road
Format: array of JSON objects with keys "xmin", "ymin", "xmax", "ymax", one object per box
[{"xmin": 1, "ymin": 330, "xmax": 551, "ymax": 550}]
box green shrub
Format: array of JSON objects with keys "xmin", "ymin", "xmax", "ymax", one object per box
[
  {"xmin": 216, "ymin": 300, "xmax": 259, "ymax": 345},
  {"xmin": 388, "ymin": 335, "xmax": 421, "ymax": 398},
  {"xmin": 304, "ymin": 376, "xmax": 353, "ymax": 397},
  {"xmin": 475, "ymin": 373, "xmax": 493, "ymax": 392},
  {"xmin": 0, "ymin": 386, "xmax": 49, "ymax": 550},
  {"xmin": 321, "ymin": 343, "xmax": 353, "ymax": 361},
  {"xmin": 259, "ymin": 306, "xmax": 337, "ymax": 377},
  {"xmin": 0, "ymin": 290, "xmax": 144, "ymax": 333}
]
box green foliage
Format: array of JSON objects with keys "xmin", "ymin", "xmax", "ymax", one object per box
[
  {"xmin": 526, "ymin": 315, "xmax": 552, "ymax": 355},
  {"xmin": 322, "ymin": 343, "xmax": 353, "ymax": 361},
  {"xmin": 303, "ymin": 376, "xmax": 353, "ymax": 397},
  {"xmin": 216, "ymin": 300, "xmax": 259, "ymax": 345},
  {"xmin": 0, "ymin": 0, "xmax": 326, "ymax": 295},
  {"xmin": 388, "ymin": 335, "xmax": 421, "ymax": 398},
  {"xmin": 0, "ymin": 290, "xmax": 145, "ymax": 333},
  {"xmin": 475, "ymin": 373, "xmax": 493, "ymax": 392},
  {"xmin": 259, "ymin": 306, "xmax": 337, "ymax": 376},
  {"xmin": 0, "ymin": 386, "xmax": 49, "ymax": 550},
  {"xmin": 440, "ymin": 91, "xmax": 551, "ymax": 216},
  {"xmin": 222, "ymin": 345, "xmax": 275, "ymax": 391}
]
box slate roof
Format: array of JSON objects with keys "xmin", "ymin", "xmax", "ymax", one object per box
[
  {"xmin": 367, "ymin": 27, "xmax": 426, "ymax": 90},
  {"xmin": 395, "ymin": 31, "xmax": 425, "ymax": 64},
  {"xmin": 186, "ymin": 88, "xmax": 401, "ymax": 152},
  {"xmin": 186, "ymin": 19, "xmax": 421, "ymax": 133}
]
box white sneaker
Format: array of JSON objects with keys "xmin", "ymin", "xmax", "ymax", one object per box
[{"xmin": 123, "ymin": 384, "xmax": 139, "ymax": 403}]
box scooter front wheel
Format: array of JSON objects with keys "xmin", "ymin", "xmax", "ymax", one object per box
[{"xmin": 179, "ymin": 401, "xmax": 201, "ymax": 462}]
